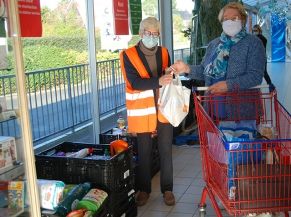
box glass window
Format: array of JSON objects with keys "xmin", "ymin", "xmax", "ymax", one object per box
[
  {"xmin": 1, "ymin": 0, "xmax": 41, "ymax": 216},
  {"xmin": 172, "ymin": 0, "xmax": 193, "ymax": 62}
]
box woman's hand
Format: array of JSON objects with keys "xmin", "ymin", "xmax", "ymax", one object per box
[
  {"xmin": 159, "ymin": 74, "xmax": 173, "ymax": 86},
  {"xmin": 208, "ymin": 81, "xmax": 228, "ymax": 94},
  {"xmin": 170, "ymin": 60, "xmax": 190, "ymax": 74}
]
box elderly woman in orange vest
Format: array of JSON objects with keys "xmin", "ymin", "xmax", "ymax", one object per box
[{"xmin": 120, "ymin": 17, "xmax": 175, "ymax": 207}]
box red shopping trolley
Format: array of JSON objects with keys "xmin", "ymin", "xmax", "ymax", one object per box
[{"xmin": 194, "ymin": 88, "xmax": 291, "ymax": 217}]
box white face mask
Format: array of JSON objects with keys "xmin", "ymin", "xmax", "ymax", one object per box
[
  {"xmin": 142, "ymin": 36, "xmax": 159, "ymax": 49},
  {"xmin": 222, "ymin": 20, "xmax": 242, "ymax": 37}
]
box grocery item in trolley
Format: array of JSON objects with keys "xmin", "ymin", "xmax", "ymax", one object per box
[{"xmin": 206, "ymin": 122, "xmax": 263, "ymax": 200}]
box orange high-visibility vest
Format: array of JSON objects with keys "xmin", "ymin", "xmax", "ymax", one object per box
[{"xmin": 120, "ymin": 46, "xmax": 169, "ymax": 133}]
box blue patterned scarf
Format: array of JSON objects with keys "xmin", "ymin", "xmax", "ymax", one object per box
[{"xmin": 204, "ymin": 30, "xmax": 247, "ymax": 79}]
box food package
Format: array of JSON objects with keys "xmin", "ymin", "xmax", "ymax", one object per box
[{"xmin": 37, "ymin": 179, "xmax": 65, "ymax": 210}]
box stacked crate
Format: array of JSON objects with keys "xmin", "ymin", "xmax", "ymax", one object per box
[
  {"xmin": 99, "ymin": 130, "xmax": 160, "ymax": 178},
  {"xmin": 35, "ymin": 142, "xmax": 136, "ymax": 217}
]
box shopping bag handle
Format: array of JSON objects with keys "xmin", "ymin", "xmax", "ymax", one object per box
[{"xmin": 192, "ymin": 84, "xmax": 270, "ymax": 91}]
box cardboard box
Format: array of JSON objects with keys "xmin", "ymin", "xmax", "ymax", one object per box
[
  {"xmin": 8, "ymin": 181, "xmax": 25, "ymax": 210},
  {"xmin": 0, "ymin": 137, "xmax": 17, "ymax": 173},
  {"xmin": 0, "ymin": 181, "xmax": 8, "ymax": 208},
  {"xmin": 237, "ymin": 164, "xmax": 291, "ymax": 209}
]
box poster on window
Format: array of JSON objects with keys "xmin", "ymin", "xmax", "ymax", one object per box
[
  {"xmin": 100, "ymin": 0, "xmax": 131, "ymax": 51},
  {"xmin": 113, "ymin": 0, "xmax": 129, "ymax": 35},
  {"xmin": 129, "ymin": 0, "xmax": 142, "ymax": 35},
  {"xmin": 271, "ymin": 13, "xmax": 286, "ymax": 62},
  {"xmin": 286, "ymin": 21, "xmax": 291, "ymax": 62},
  {"xmin": 18, "ymin": 0, "xmax": 42, "ymax": 37},
  {"xmin": 6, "ymin": 0, "xmax": 42, "ymax": 37}
]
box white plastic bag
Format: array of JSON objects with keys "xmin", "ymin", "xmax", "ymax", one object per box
[{"xmin": 158, "ymin": 76, "xmax": 191, "ymax": 127}]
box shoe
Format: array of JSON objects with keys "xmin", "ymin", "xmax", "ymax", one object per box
[
  {"xmin": 163, "ymin": 191, "xmax": 175, "ymax": 206},
  {"xmin": 136, "ymin": 191, "xmax": 149, "ymax": 206}
]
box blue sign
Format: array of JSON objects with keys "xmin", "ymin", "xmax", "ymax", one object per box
[{"xmin": 271, "ymin": 13, "xmax": 286, "ymax": 62}]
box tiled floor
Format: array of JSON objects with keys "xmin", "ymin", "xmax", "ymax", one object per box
[{"xmin": 136, "ymin": 145, "xmax": 220, "ymax": 217}]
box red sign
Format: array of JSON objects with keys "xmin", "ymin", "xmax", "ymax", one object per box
[
  {"xmin": 18, "ymin": 0, "xmax": 42, "ymax": 37},
  {"xmin": 113, "ymin": 0, "xmax": 129, "ymax": 35},
  {"xmin": 6, "ymin": 0, "xmax": 42, "ymax": 37}
]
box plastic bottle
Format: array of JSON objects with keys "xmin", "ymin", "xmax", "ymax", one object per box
[
  {"xmin": 103, "ymin": 147, "xmax": 110, "ymax": 160},
  {"xmin": 56, "ymin": 182, "xmax": 91, "ymax": 216},
  {"xmin": 76, "ymin": 188, "xmax": 108, "ymax": 213},
  {"xmin": 117, "ymin": 116, "xmax": 125, "ymax": 129},
  {"xmin": 66, "ymin": 148, "xmax": 92, "ymax": 158}
]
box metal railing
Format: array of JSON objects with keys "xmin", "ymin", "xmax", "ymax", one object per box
[
  {"xmin": 0, "ymin": 48, "xmax": 190, "ymax": 145},
  {"xmin": 174, "ymin": 48, "xmax": 190, "ymax": 63}
]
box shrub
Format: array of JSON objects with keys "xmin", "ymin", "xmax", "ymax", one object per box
[{"xmin": 22, "ymin": 37, "xmax": 90, "ymax": 52}]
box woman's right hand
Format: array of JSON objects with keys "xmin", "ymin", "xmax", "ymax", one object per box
[{"xmin": 170, "ymin": 60, "xmax": 190, "ymax": 74}]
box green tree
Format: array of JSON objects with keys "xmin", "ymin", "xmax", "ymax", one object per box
[
  {"xmin": 141, "ymin": 0, "xmax": 178, "ymax": 17},
  {"xmin": 173, "ymin": 14, "xmax": 191, "ymax": 48},
  {"xmin": 142, "ymin": 0, "xmax": 158, "ymax": 17},
  {"xmin": 41, "ymin": 0, "xmax": 86, "ymax": 37}
]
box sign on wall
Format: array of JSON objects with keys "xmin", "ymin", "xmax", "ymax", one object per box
[
  {"xmin": 18, "ymin": 0, "xmax": 42, "ymax": 37},
  {"xmin": 129, "ymin": 0, "xmax": 142, "ymax": 35},
  {"xmin": 6, "ymin": 0, "xmax": 42, "ymax": 37},
  {"xmin": 113, "ymin": 0, "xmax": 129, "ymax": 35},
  {"xmin": 271, "ymin": 13, "xmax": 286, "ymax": 62},
  {"xmin": 100, "ymin": 0, "xmax": 131, "ymax": 50}
]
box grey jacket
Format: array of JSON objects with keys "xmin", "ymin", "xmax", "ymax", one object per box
[{"xmin": 189, "ymin": 34, "xmax": 266, "ymax": 90}]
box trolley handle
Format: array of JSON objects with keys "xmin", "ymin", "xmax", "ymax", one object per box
[{"xmin": 192, "ymin": 84, "xmax": 270, "ymax": 91}]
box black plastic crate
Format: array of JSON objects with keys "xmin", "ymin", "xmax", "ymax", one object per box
[
  {"xmin": 35, "ymin": 142, "xmax": 133, "ymax": 192},
  {"xmin": 99, "ymin": 130, "xmax": 138, "ymax": 155},
  {"xmin": 100, "ymin": 130, "xmax": 160, "ymax": 180},
  {"xmin": 125, "ymin": 201, "xmax": 137, "ymax": 217},
  {"xmin": 100, "ymin": 130, "xmax": 160, "ymax": 159},
  {"xmin": 107, "ymin": 187, "xmax": 136, "ymax": 217},
  {"xmin": 106, "ymin": 178, "xmax": 135, "ymax": 206}
]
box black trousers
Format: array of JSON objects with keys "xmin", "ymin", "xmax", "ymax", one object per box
[{"xmin": 136, "ymin": 121, "xmax": 173, "ymax": 194}]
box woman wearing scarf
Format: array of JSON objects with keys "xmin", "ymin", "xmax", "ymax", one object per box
[
  {"xmin": 172, "ymin": 2, "xmax": 265, "ymax": 104},
  {"xmin": 171, "ymin": 3, "xmax": 267, "ymax": 213}
]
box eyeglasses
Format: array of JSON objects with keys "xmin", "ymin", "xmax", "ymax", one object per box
[
  {"xmin": 143, "ymin": 30, "xmax": 160, "ymax": 38},
  {"xmin": 222, "ymin": 16, "xmax": 240, "ymax": 22}
]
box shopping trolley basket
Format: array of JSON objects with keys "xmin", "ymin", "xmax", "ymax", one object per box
[{"xmin": 194, "ymin": 88, "xmax": 291, "ymax": 217}]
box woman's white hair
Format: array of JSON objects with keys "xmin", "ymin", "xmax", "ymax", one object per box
[
  {"xmin": 139, "ymin": 17, "xmax": 160, "ymax": 35},
  {"xmin": 218, "ymin": 2, "xmax": 248, "ymax": 27}
]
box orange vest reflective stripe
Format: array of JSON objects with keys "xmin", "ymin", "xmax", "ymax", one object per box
[{"xmin": 120, "ymin": 46, "xmax": 169, "ymax": 133}]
